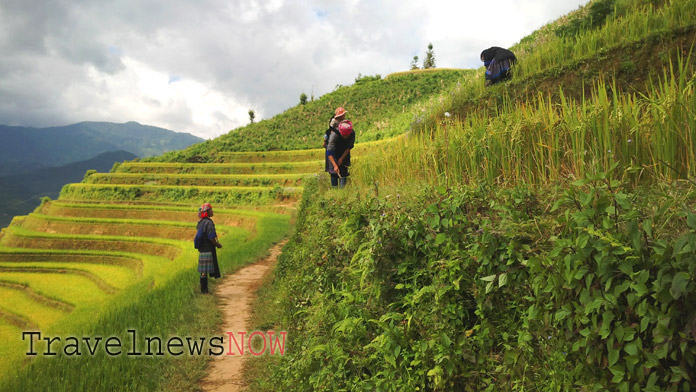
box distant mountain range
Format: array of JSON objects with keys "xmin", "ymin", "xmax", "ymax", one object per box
[
  {"xmin": 0, "ymin": 150, "xmax": 138, "ymax": 228},
  {"xmin": 0, "ymin": 121, "xmax": 203, "ymax": 176},
  {"xmin": 0, "ymin": 121, "xmax": 203, "ymax": 227}
]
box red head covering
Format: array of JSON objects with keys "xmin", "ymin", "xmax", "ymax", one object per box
[
  {"xmin": 198, "ymin": 203, "xmax": 212, "ymax": 219},
  {"xmin": 338, "ymin": 120, "xmax": 353, "ymax": 136}
]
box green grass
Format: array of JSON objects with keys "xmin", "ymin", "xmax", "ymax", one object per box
[
  {"xmin": 511, "ymin": 0, "xmax": 696, "ymax": 80},
  {"xmin": 215, "ymin": 138, "xmax": 395, "ymax": 162},
  {"xmin": 18, "ymin": 213, "xmax": 205, "ymax": 240},
  {"xmin": 354, "ymin": 54, "xmax": 696, "ymax": 188},
  {"xmin": 59, "ymin": 183, "xmax": 302, "ymax": 205},
  {"xmin": 0, "ymin": 262, "xmax": 136, "ymax": 290},
  {"xmin": 46, "ymin": 200, "xmax": 284, "ymax": 215},
  {"xmin": 114, "ymin": 161, "xmax": 322, "ymax": 174},
  {"xmin": 0, "ymin": 207, "xmax": 288, "ymax": 386},
  {"xmin": 85, "ymin": 172, "xmax": 305, "ymax": 187},
  {"xmin": 0, "ymin": 252, "xmax": 144, "ymax": 277},
  {"xmin": 0, "ymin": 210, "xmax": 291, "ymax": 391},
  {"xmin": 0, "ymin": 272, "xmax": 111, "ymax": 309},
  {"xmin": 0, "ymin": 322, "xmax": 29, "ymax": 380},
  {"xmin": 0, "ymin": 225, "xmax": 186, "ymax": 259},
  {"xmin": 144, "ymin": 70, "xmax": 468, "ymax": 160},
  {"xmin": 0, "ymin": 286, "xmax": 67, "ymax": 329}
]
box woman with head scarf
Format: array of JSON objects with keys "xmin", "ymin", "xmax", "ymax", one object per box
[
  {"xmin": 480, "ymin": 47, "xmax": 517, "ymax": 86},
  {"xmin": 326, "ymin": 120, "xmax": 356, "ymax": 188},
  {"xmin": 194, "ymin": 203, "xmax": 222, "ymax": 293}
]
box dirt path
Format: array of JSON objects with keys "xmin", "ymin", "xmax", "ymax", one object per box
[{"xmin": 199, "ymin": 241, "xmax": 286, "ymax": 392}]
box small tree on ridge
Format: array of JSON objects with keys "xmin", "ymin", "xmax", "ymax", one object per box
[
  {"xmin": 423, "ymin": 43, "xmax": 436, "ymax": 69},
  {"xmin": 410, "ymin": 55, "xmax": 420, "ymax": 70}
]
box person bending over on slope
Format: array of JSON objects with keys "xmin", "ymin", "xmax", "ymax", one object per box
[
  {"xmin": 480, "ymin": 46, "xmax": 517, "ymax": 86},
  {"xmin": 194, "ymin": 203, "xmax": 222, "ymax": 294},
  {"xmin": 326, "ymin": 120, "xmax": 355, "ymax": 188}
]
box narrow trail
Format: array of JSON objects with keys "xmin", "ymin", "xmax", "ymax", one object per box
[{"xmin": 199, "ymin": 241, "xmax": 286, "ymax": 392}]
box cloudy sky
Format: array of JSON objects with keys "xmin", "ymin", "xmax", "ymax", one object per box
[{"xmin": 0, "ymin": 0, "xmax": 587, "ymax": 139}]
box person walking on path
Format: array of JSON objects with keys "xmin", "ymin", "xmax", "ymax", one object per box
[
  {"xmin": 326, "ymin": 120, "xmax": 355, "ymax": 188},
  {"xmin": 195, "ymin": 203, "xmax": 222, "ymax": 294}
]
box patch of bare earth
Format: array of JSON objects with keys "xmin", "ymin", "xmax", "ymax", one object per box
[{"xmin": 199, "ymin": 241, "xmax": 286, "ymax": 392}]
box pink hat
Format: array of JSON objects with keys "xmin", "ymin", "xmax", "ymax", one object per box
[{"xmin": 338, "ymin": 120, "xmax": 353, "ymax": 136}]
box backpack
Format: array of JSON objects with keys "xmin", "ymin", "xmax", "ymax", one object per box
[
  {"xmin": 194, "ymin": 228, "xmax": 204, "ymax": 249},
  {"xmin": 193, "ymin": 218, "xmax": 211, "ymax": 249},
  {"xmin": 325, "ymin": 116, "xmax": 339, "ymax": 140}
]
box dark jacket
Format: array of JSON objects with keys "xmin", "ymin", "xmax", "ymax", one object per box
[
  {"xmin": 195, "ymin": 217, "xmax": 220, "ymax": 278},
  {"xmin": 481, "ymin": 47, "xmax": 517, "ymax": 85},
  {"xmin": 480, "ymin": 47, "xmax": 517, "ymax": 64},
  {"xmin": 325, "ymin": 129, "xmax": 355, "ymax": 172}
]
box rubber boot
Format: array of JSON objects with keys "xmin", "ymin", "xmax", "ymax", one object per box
[{"xmin": 200, "ymin": 275, "xmax": 208, "ymax": 294}]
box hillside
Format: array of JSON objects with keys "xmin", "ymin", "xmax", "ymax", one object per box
[
  {"xmin": 245, "ymin": 1, "xmax": 696, "ymax": 391},
  {"xmin": 0, "ymin": 0, "xmax": 695, "ymax": 391},
  {"xmin": 0, "ymin": 150, "xmax": 137, "ymax": 228},
  {"xmin": 147, "ymin": 69, "xmax": 470, "ymax": 162},
  {"xmin": 0, "ymin": 121, "xmax": 202, "ymax": 176}
]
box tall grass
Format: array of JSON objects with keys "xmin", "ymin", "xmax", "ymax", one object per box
[
  {"xmin": 513, "ymin": 0, "xmax": 696, "ymax": 79},
  {"xmin": 355, "ymin": 55, "xmax": 696, "ymax": 187}
]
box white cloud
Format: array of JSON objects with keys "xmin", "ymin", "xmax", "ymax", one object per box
[{"xmin": 0, "ymin": 0, "xmax": 588, "ymax": 139}]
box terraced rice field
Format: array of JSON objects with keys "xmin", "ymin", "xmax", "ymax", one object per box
[{"xmin": 0, "ymin": 148, "xmax": 321, "ymax": 381}]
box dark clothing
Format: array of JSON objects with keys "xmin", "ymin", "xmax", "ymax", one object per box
[
  {"xmin": 196, "ymin": 217, "xmax": 220, "ymax": 278},
  {"xmin": 480, "ymin": 46, "xmax": 516, "ymax": 63},
  {"xmin": 480, "ymin": 47, "xmax": 517, "ymax": 85},
  {"xmin": 196, "ymin": 218, "xmax": 217, "ymax": 252},
  {"xmin": 325, "ymin": 129, "xmax": 355, "ymax": 173},
  {"xmin": 330, "ymin": 174, "xmax": 347, "ymax": 188}
]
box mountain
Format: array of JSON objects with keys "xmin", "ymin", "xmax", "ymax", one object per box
[
  {"xmin": 0, "ymin": 150, "xmax": 137, "ymax": 228},
  {"xmin": 0, "ymin": 121, "xmax": 202, "ymax": 176}
]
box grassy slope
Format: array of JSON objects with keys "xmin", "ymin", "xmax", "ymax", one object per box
[
  {"xmin": 246, "ymin": 0, "xmax": 696, "ymax": 391},
  {"xmin": 145, "ymin": 69, "xmax": 469, "ymax": 161}
]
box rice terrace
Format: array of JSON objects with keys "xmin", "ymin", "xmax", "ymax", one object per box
[{"xmin": 1, "ymin": 0, "xmax": 696, "ymax": 390}]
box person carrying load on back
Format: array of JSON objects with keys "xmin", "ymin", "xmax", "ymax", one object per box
[
  {"xmin": 480, "ymin": 47, "xmax": 517, "ymax": 86},
  {"xmin": 323, "ymin": 106, "xmax": 347, "ymax": 148},
  {"xmin": 326, "ymin": 120, "xmax": 355, "ymax": 188},
  {"xmin": 194, "ymin": 203, "xmax": 222, "ymax": 294}
]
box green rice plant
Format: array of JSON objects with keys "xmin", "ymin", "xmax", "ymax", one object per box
[
  {"xmin": 39, "ymin": 202, "xmax": 262, "ymax": 230},
  {"xmin": 18, "ymin": 213, "xmax": 205, "ymax": 241},
  {"xmin": 512, "ymin": 0, "xmax": 696, "ymax": 79},
  {"xmin": 46, "ymin": 200, "xmax": 278, "ymax": 215},
  {"xmin": 0, "ymin": 265, "xmax": 121, "ymax": 294},
  {"xmin": 0, "ymin": 208, "xmax": 290, "ymax": 390},
  {"xmin": 0, "ymin": 262, "xmax": 135, "ymax": 290},
  {"xmin": 59, "ymin": 183, "xmax": 302, "ymax": 205},
  {"xmin": 113, "ymin": 161, "xmax": 322, "ymax": 175},
  {"xmin": 0, "ymin": 272, "xmax": 111, "ymax": 310},
  {"xmin": 0, "ymin": 286, "xmax": 67, "ymax": 329},
  {"xmin": 354, "ymin": 55, "xmax": 696, "ymax": 188},
  {"xmin": 217, "ymin": 149, "xmax": 326, "ymax": 163},
  {"xmin": 85, "ymin": 172, "xmax": 305, "ymax": 187},
  {"xmin": 0, "ymin": 252, "xmax": 144, "ymax": 278},
  {"xmin": 0, "ymin": 225, "xmax": 185, "ymax": 259},
  {"xmin": 216, "ymin": 138, "xmax": 396, "ymax": 162}
]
